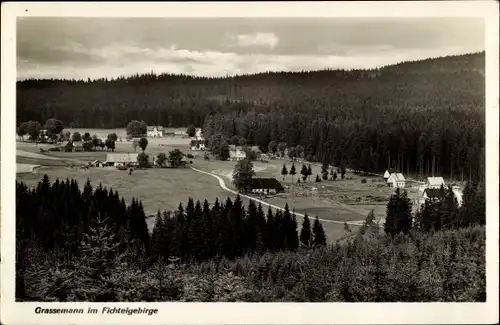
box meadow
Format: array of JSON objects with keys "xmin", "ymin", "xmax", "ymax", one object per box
[{"xmin": 15, "ymin": 129, "xmax": 423, "ymax": 242}]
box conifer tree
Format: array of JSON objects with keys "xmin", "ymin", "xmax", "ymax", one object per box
[
  {"xmin": 312, "ymin": 216, "xmax": 327, "ymax": 247},
  {"xmin": 300, "ymin": 213, "xmax": 312, "ymax": 248},
  {"xmin": 384, "ymin": 188, "xmax": 413, "ymax": 236},
  {"xmin": 265, "ymin": 207, "xmax": 275, "ymax": 251},
  {"xmin": 289, "ymin": 163, "xmax": 297, "ymax": 183},
  {"xmin": 307, "ymin": 164, "xmax": 313, "ymax": 181},
  {"xmin": 300, "ymin": 164, "xmax": 308, "ymax": 181},
  {"xmin": 281, "ymin": 164, "xmax": 288, "ymax": 182}
]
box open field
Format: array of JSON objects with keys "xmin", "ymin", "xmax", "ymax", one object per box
[
  {"xmin": 15, "ymin": 134, "xmax": 429, "ymax": 242},
  {"xmin": 15, "ymin": 165, "xmax": 241, "ymax": 232}
]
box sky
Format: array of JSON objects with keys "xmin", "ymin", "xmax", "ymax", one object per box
[{"xmin": 16, "ymin": 17, "xmax": 485, "ymax": 80}]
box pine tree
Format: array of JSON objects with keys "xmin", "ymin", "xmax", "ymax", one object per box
[
  {"xmin": 321, "ymin": 163, "xmax": 329, "ymax": 180},
  {"xmin": 281, "ymin": 164, "xmax": 288, "ymax": 182},
  {"xmin": 384, "ymin": 188, "xmax": 413, "ymax": 236},
  {"xmin": 265, "ymin": 207, "xmax": 275, "ymax": 251},
  {"xmin": 300, "ymin": 164, "xmax": 308, "ymax": 181},
  {"xmin": 289, "ymin": 163, "xmax": 297, "ymax": 183},
  {"xmin": 312, "ymin": 216, "xmax": 327, "ymax": 247},
  {"xmin": 307, "ymin": 164, "xmax": 313, "ymax": 181},
  {"xmin": 72, "ymin": 215, "xmax": 122, "ymax": 301},
  {"xmin": 300, "ymin": 213, "xmax": 312, "ymax": 248}
]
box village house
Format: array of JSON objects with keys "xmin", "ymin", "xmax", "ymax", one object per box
[
  {"xmin": 190, "ymin": 139, "xmax": 206, "ymax": 151},
  {"xmin": 387, "ymin": 173, "xmax": 406, "ymax": 188},
  {"xmin": 426, "ymin": 177, "xmax": 445, "ymax": 189},
  {"xmin": 147, "ymin": 126, "xmax": 164, "ymax": 138},
  {"xmin": 228, "ymin": 145, "xmax": 246, "ymax": 161},
  {"xmin": 383, "ymin": 168, "xmax": 398, "ymax": 181},
  {"xmin": 89, "ymin": 159, "xmax": 104, "ymax": 167},
  {"xmin": 248, "ymin": 178, "xmax": 285, "ymax": 195},
  {"xmin": 164, "ymin": 131, "xmax": 175, "ymax": 137},
  {"xmin": 174, "ymin": 130, "xmax": 186, "ymax": 138},
  {"xmin": 419, "ymin": 188, "xmax": 445, "ymax": 206},
  {"xmin": 104, "ymin": 153, "xmax": 139, "ymax": 167},
  {"xmin": 71, "ymin": 141, "xmax": 84, "ymax": 152}
]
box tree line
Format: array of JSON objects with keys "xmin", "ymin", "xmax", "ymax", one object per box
[
  {"xmin": 16, "ymin": 175, "xmax": 327, "ymax": 299},
  {"xmin": 17, "ymin": 53, "xmax": 485, "ymax": 182}
]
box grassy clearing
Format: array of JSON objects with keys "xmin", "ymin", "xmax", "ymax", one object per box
[
  {"xmin": 16, "ymin": 166, "xmax": 237, "ymax": 230},
  {"xmin": 15, "ymin": 139, "xmax": 388, "ymax": 242}
]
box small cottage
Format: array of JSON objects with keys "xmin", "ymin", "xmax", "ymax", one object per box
[
  {"xmin": 147, "ymin": 126, "xmax": 164, "ymax": 138},
  {"xmin": 104, "ymin": 153, "xmax": 139, "ymax": 167},
  {"xmin": 426, "ymin": 177, "xmax": 445, "ymax": 189},
  {"xmin": 383, "ymin": 168, "xmax": 398, "ymax": 180},
  {"xmin": 387, "ymin": 173, "xmax": 406, "ymax": 188},
  {"xmin": 72, "ymin": 141, "xmax": 84, "ymax": 152},
  {"xmin": 190, "ymin": 139, "xmax": 206, "ymax": 151},
  {"xmin": 229, "ymin": 145, "xmax": 246, "ymax": 161},
  {"xmin": 248, "ymin": 178, "xmax": 285, "ymax": 195}
]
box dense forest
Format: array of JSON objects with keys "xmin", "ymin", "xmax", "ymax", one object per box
[
  {"xmin": 17, "ymin": 52, "xmax": 485, "ymax": 180},
  {"xmin": 16, "ymin": 175, "xmax": 485, "ymax": 302}
]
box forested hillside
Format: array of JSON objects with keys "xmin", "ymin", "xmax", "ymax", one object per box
[
  {"xmin": 17, "ymin": 175, "xmax": 485, "ymax": 302},
  {"xmin": 17, "ymin": 52, "xmax": 485, "ymax": 180}
]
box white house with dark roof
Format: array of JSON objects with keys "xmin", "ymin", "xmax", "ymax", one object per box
[
  {"xmin": 383, "ymin": 168, "xmax": 398, "ymax": 180},
  {"xmin": 387, "ymin": 173, "xmax": 406, "ymax": 188},
  {"xmin": 104, "ymin": 153, "xmax": 139, "ymax": 167},
  {"xmin": 426, "ymin": 177, "xmax": 445, "ymax": 189},
  {"xmin": 228, "ymin": 145, "xmax": 246, "ymax": 161},
  {"xmin": 147, "ymin": 126, "xmax": 164, "ymax": 138}
]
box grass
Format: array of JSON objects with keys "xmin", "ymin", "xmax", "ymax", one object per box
[
  {"xmin": 16, "ymin": 166, "xmax": 236, "ymax": 231},
  {"xmin": 16, "ymin": 138, "xmax": 402, "ymax": 242}
]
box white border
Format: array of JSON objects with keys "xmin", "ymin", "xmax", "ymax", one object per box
[{"xmin": 1, "ymin": 2, "xmax": 499, "ymax": 324}]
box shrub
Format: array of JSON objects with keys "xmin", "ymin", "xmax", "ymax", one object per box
[{"xmin": 361, "ymin": 178, "xmax": 367, "ymax": 184}]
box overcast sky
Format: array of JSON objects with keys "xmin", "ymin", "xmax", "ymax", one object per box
[{"xmin": 17, "ymin": 17, "xmax": 485, "ymax": 80}]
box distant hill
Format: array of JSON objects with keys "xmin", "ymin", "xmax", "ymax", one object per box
[{"xmin": 17, "ymin": 51, "xmax": 485, "ymax": 129}]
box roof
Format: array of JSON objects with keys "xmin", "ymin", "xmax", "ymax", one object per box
[
  {"xmin": 228, "ymin": 145, "xmax": 243, "ymax": 151},
  {"xmin": 106, "ymin": 153, "xmax": 139, "ymax": 163},
  {"xmin": 427, "ymin": 177, "xmax": 445, "ymax": 186},
  {"xmin": 249, "ymin": 178, "xmax": 284, "ymax": 190},
  {"xmin": 386, "ymin": 168, "xmax": 398, "ymax": 173},
  {"xmin": 423, "ymin": 188, "xmax": 445, "ymax": 199},
  {"xmin": 147, "ymin": 126, "xmax": 154, "ymax": 131},
  {"xmin": 388, "ymin": 173, "xmax": 405, "ymax": 182}
]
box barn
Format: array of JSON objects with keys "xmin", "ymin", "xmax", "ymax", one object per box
[
  {"xmin": 387, "ymin": 173, "xmax": 406, "ymax": 188},
  {"xmin": 248, "ymin": 178, "xmax": 285, "ymax": 195},
  {"xmin": 104, "ymin": 153, "xmax": 139, "ymax": 167}
]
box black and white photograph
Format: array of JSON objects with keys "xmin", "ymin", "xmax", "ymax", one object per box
[{"xmin": 1, "ymin": 2, "xmax": 499, "ymax": 324}]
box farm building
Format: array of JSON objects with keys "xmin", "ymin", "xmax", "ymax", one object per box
[
  {"xmin": 248, "ymin": 178, "xmax": 285, "ymax": 195},
  {"xmin": 419, "ymin": 188, "xmax": 446, "ymax": 206},
  {"xmin": 89, "ymin": 160, "xmax": 104, "ymax": 167},
  {"xmin": 229, "ymin": 145, "xmax": 246, "ymax": 161},
  {"xmin": 190, "ymin": 139, "xmax": 206, "ymax": 151},
  {"xmin": 426, "ymin": 177, "xmax": 445, "ymax": 189},
  {"xmin": 71, "ymin": 141, "xmax": 84, "ymax": 152},
  {"xmin": 174, "ymin": 131, "xmax": 186, "ymax": 138},
  {"xmin": 104, "ymin": 153, "xmax": 139, "ymax": 167},
  {"xmin": 387, "ymin": 173, "xmax": 406, "ymax": 188},
  {"xmin": 147, "ymin": 126, "xmax": 164, "ymax": 138},
  {"xmin": 383, "ymin": 168, "xmax": 398, "ymax": 180}
]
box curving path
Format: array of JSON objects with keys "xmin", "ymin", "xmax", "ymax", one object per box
[{"xmin": 191, "ymin": 166, "xmax": 367, "ymax": 227}]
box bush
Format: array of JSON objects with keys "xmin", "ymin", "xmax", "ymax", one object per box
[
  {"xmin": 187, "ymin": 153, "xmax": 194, "ymax": 159},
  {"xmin": 361, "ymin": 178, "xmax": 367, "ymax": 184}
]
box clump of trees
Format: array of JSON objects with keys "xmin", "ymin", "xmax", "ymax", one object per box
[{"xmin": 16, "ymin": 175, "xmax": 485, "ymax": 302}]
